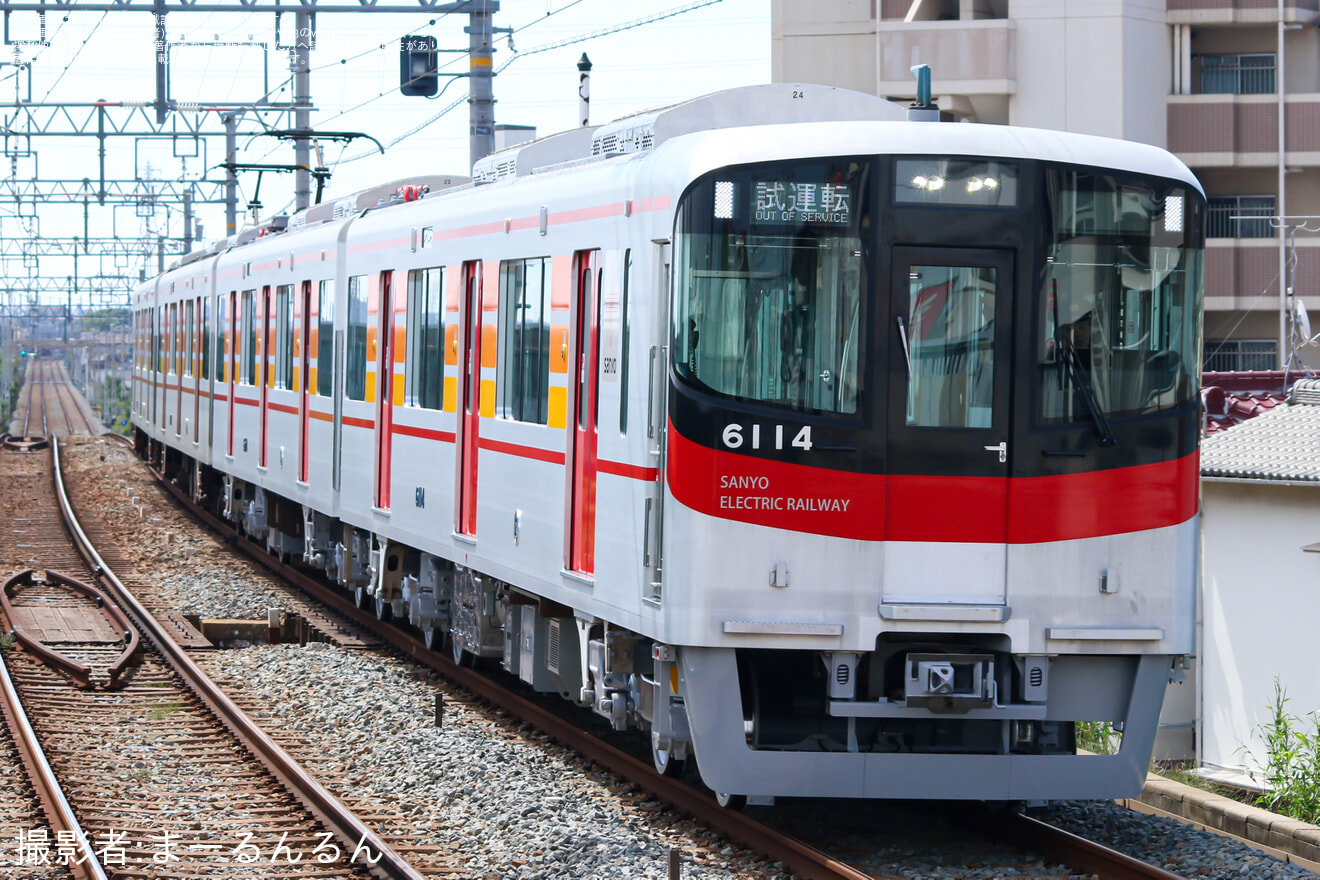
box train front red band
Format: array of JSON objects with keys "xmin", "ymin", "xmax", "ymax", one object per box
[{"xmin": 668, "ymin": 423, "xmax": 1199, "ymax": 544}]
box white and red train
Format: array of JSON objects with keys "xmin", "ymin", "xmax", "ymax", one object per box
[{"xmin": 132, "ymin": 84, "xmax": 1203, "ymax": 805}]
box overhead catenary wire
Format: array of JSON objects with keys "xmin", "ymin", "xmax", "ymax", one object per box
[{"xmin": 331, "ymin": 0, "xmax": 723, "ymax": 167}]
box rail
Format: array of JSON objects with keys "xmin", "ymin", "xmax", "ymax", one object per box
[
  {"xmin": 0, "ymin": 583, "xmax": 107, "ymax": 880},
  {"xmin": 50, "ymin": 436, "xmax": 428, "ymax": 880}
]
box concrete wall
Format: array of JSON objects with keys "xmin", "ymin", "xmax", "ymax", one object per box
[{"xmin": 1200, "ymin": 479, "xmax": 1320, "ymax": 778}]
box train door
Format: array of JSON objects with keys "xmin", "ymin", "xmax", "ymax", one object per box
[
  {"xmin": 160, "ymin": 305, "xmax": 169, "ymax": 431},
  {"xmin": 260, "ymin": 285, "xmax": 272, "ymax": 468},
  {"xmin": 151, "ymin": 306, "xmax": 158, "ymax": 428},
  {"xmin": 566, "ymin": 250, "xmax": 602, "ymax": 575},
  {"xmin": 174, "ymin": 304, "xmax": 184, "ymax": 438},
  {"xmin": 299, "ymin": 281, "xmax": 311, "ymax": 483},
  {"xmin": 883, "ymin": 246, "xmax": 1014, "ymax": 605},
  {"xmin": 227, "ymin": 291, "xmax": 237, "ymax": 457},
  {"xmin": 193, "ymin": 297, "xmax": 201, "ymax": 444},
  {"xmin": 455, "ymin": 262, "xmax": 481, "ymax": 537},
  {"xmin": 644, "ymin": 241, "xmax": 671, "ymax": 601},
  {"xmin": 374, "ymin": 271, "xmax": 394, "ymax": 509}
]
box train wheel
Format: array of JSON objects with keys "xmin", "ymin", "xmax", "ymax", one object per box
[
  {"xmin": 651, "ymin": 742, "xmax": 687, "ymax": 778},
  {"xmin": 373, "ymin": 596, "xmax": 393, "ymax": 622},
  {"xmin": 353, "ymin": 586, "xmax": 371, "ymax": 610},
  {"xmin": 450, "ymin": 632, "xmax": 476, "ymax": 668},
  {"xmin": 422, "ymin": 625, "xmax": 443, "ymax": 652},
  {"xmin": 714, "ymin": 791, "xmax": 746, "ymax": 811}
]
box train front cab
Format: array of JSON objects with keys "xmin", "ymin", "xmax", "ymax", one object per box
[{"xmin": 663, "ymin": 150, "xmax": 1204, "ymax": 802}]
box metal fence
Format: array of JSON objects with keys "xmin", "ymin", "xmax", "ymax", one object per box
[
  {"xmin": 1206, "ymin": 197, "xmax": 1276, "ymax": 239},
  {"xmin": 1201, "ymin": 53, "xmax": 1276, "ymax": 96},
  {"xmin": 1203, "ymin": 339, "xmax": 1278, "ymax": 373}
]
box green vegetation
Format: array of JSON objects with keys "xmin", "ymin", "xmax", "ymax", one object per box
[
  {"xmin": 1076, "ymin": 721, "xmax": 1121, "ymax": 755},
  {"xmin": 82, "ymin": 308, "xmax": 131, "ymax": 333},
  {"xmin": 97, "ymin": 375, "xmax": 132, "ymax": 434},
  {"xmin": 1247, "ymin": 679, "xmax": 1320, "ymax": 824},
  {"xmin": 148, "ymin": 699, "xmax": 182, "ymax": 720}
]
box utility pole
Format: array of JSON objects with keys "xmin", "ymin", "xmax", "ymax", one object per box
[
  {"xmin": 467, "ymin": 7, "xmax": 494, "ymax": 169},
  {"xmin": 183, "ymin": 187, "xmax": 193, "ymax": 252},
  {"xmin": 292, "ymin": 12, "xmax": 314, "ymax": 213},
  {"xmin": 154, "ymin": 0, "xmax": 169, "ymax": 124},
  {"xmin": 578, "ymin": 54, "xmax": 591, "ymax": 128},
  {"xmin": 224, "ymin": 112, "xmax": 239, "ymax": 237}
]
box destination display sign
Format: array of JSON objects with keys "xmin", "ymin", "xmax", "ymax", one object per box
[{"xmin": 752, "ymin": 179, "xmax": 853, "ymax": 226}]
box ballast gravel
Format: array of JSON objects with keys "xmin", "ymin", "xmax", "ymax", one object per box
[
  {"xmin": 193, "ymin": 642, "xmax": 776, "ymax": 880},
  {"xmin": 1045, "ymin": 800, "xmax": 1317, "ymax": 879}
]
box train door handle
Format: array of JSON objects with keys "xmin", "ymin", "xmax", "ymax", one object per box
[{"xmin": 984, "ymin": 441, "xmax": 1007, "ymax": 463}]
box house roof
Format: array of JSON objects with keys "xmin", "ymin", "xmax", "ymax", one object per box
[
  {"xmin": 1201, "ymin": 371, "xmax": 1298, "ymax": 436},
  {"xmin": 1201, "ymin": 379, "xmax": 1320, "ymax": 482}
]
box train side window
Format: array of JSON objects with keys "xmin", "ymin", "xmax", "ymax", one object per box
[
  {"xmin": 184, "ymin": 300, "xmax": 195, "ymax": 378},
  {"xmin": 166, "ymin": 303, "xmax": 175, "ymax": 374},
  {"xmin": 241, "ymin": 289, "xmax": 256, "ymax": 385},
  {"xmin": 317, "ymin": 280, "xmax": 335, "ymax": 397},
  {"xmin": 275, "ymin": 284, "xmax": 293, "ymax": 390},
  {"xmin": 620, "ymin": 249, "xmax": 631, "ymax": 435},
  {"xmin": 346, "ymin": 275, "xmax": 368, "ymax": 401},
  {"xmin": 405, "ymin": 266, "xmax": 445, "ymax": 410},
  {"xmin": 497, "ymin": 257, "xmax": 550, "ymax": 424},
  {"xmin": 220, "ymin": 295, "xmax": 231, "ymax": 383},
  {"xmin": 202, "ymin": 296, "xmax": 212, "ymax": 381}
]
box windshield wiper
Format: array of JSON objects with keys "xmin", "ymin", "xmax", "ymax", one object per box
[{"xmin": 1056, "ymin": 334, "xmax": 1116, "ymax": 447}]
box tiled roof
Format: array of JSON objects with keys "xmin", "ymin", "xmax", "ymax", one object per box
[
  {"xmin": 1201, "ymin": 371, "xmax": 1299, "ymax": 436},
  {"xmin": 1201, "ymin": 379, "xmax": 1320, "ymax": 482}
]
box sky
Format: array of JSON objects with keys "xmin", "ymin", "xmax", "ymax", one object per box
[{"xmin": 0, "ymin": 0, "xmax": 772, "ymax": 308}]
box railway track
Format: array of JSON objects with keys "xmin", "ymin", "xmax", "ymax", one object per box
[
  {"xmin": 127, "ymin": 442, "xmax": 1192, "ymax": 880},
  {"xmin": 5, "ymin": 359, "xmax": 96, "ymax": 447},
  {"xmin": 0, "ymin": 435, "xmax": 444, "ymax": 878}
]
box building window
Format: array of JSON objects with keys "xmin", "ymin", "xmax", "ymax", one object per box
[
  {"xmin": 406, "ymin": 267, "xmax": 445, "ymax": 410},
  {"xmin": 346, "ymin": 275, "xmax": 368, "ymax": 401},
  {"xmin": 275, "ymin": 284, "xmax": 293, "ymax": 390},
  {"xmin": 1206, "ymin": 196, "xmax": 1275, "ymax": 239},
  {"xmin": 498, "ymin": 257, "xmax": 551, "ymax": 424},
  {"xmin": 317, "ymin": 280, "xmax": 334, "ymax": 397},
  {"xmin": 1201, "ymin": 53, "xmax": 1275, "ymax": 95},
  {"xmin": 1204, "ymin": 339, "xmax": 1277, "ymax": 373}
]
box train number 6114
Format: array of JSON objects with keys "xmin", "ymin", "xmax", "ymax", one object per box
[{"xmin": 721, "ymin": 423, "xmax": 813, "ymax": 452}]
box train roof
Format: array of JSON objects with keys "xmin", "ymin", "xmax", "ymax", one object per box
[{"xmin": 155, "ymin": 83, "xmax": 1201, "ymax": 280}]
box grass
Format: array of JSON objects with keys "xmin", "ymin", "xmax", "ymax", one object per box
[
  {"xmin": 1244, "ymin": 679, "xmax": 1320, "ymax": 824},
  {"xmin": 147, "ymin": 699, "xmax": 182, "ymax": 720}
]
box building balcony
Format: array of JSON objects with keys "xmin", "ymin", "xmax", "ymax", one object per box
[
  {"xmin": 874, "ymin": 19, "xmax": 1015, "ymax": 97},
  {"xmin": 1167, "ymin": 0, "xmax": 1319, "ymax": 25},
  {"xmin": 1168, "ymin": 94, "xmax": 1320, "ymax": 166}
]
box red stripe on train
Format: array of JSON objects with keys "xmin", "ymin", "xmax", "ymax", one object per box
[
  {"xmin": 665, "ymin": 425, "xmax": 1198, "ymax": 544},
  {"xmin": 478, "ymin": 436, "xmax": 566, "ymax": 465},
  {"xmin": 393, "ymin": 422, "xmax": 456, "ymax": 443}
]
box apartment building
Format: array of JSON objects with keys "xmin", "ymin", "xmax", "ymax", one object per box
[{"xmin": 772, "ymin": 0, "xmax": 1320, "ymax": 371}]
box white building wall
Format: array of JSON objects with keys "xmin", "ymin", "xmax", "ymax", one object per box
[{"xmin": 1200, "ymin": 479, "xmax": 1320, "ymax": 779}]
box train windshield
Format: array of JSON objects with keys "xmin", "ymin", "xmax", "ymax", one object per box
[
  {"xmin": 1039, "ymin": 169, "xmax": 1204, "ymax": 422},
  {"xmin": 673, "ymin": 159, "xmax": 872, "ymax": 415}
]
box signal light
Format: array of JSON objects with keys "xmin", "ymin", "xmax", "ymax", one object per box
[{"xmin": 400, "ymin": 35, "xmax": 438, "ymax": 98}]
